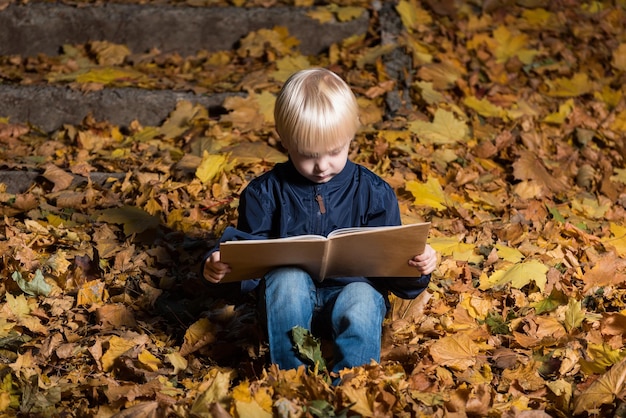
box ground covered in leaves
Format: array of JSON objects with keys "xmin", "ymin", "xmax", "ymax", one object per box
[{"xmin": 2, "ymin": 0, "xmax": 626, "ymax": 417}]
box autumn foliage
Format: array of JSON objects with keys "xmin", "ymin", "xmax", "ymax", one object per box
[{"xmin": 1, "ymin": 0, "xmax": 626, "ymax": 416}]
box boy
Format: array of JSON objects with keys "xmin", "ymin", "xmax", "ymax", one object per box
[{"xmin": 203, "ymin": 67, "xmax": 437, "ymax": 379}]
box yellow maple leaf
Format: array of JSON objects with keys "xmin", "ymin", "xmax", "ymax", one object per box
[
  {"xmin": 5, "ymin": 293, "xmax": 30, "ymax": 320},
  {"xmin": 467, "ymin": 32, "xmax": 497, "ymax": 51},
  {"xmin": 415, "ymin": 81, "xmax": 442, "ymax": 104},
  {"xmin": 479, "ymin": 260, "xmax": 548, "ymax": 292},
  {"xmin": 235, "ymin": 398, "xmax": 273, "ymax": 418},
  {"xmin": 138, "ymin": 350, "xmax": 161, "ymax": 372},
  {"xmin": 494, "ymin": 244, "xmax": 524, "ymax": 263},
  {"xmin": 521, "ymin": 8, "xmax": 553, "ymax": 27},
  {"xmin": 335, "ymin": 6, "xmax": 366, "ymax": 22},
  {"xmin": 255, "ymin": 91, "xmax": 276, "ymax": 124},
  {"xmin": 564, "ymin": 298, "xmax": 585, "ymax": 333},
  {"xmin": 190, "ymin": 370, "xmax": 233, "ymax": 415},
  {"xmin": 75, "ymin": 67, "xmax": 146, "ymax": 85},
  {"xmin": 102, "ymin": 336, "xmax": 137, "ymax": 371},
  {"xmin": 546, "ymin": 72, "xmax": 595, "ymax": 97},
  {"xmin": 405, "ymin": 177, "xmax": 447, "ymax": 210},
  {"xmin": 232, "ymin": 381, "xmax": 252, "ymax": 403},
  {"xmin": 404, "ymin": 37, "xmax": 433, "ymax": 66},
  {"xmin": 571, "ymin": 196, "xmax": 610, "ymax": 219},
  {"xmin": 409, "ymin": 108, "xmax": 468, "ymax": 145},
  {"xmin": 196, "ymin": 151, "xmax": 229, "ymax": 185},
  {"xmin": 463, "ymin": 96, "xmax": 507, "ymax": 119},
  {"xmin": 601, "ymin": 223, "xmax": 626, "ymax": 257},
  {"xmin": 493, "ymin": 25, "xmax": 539, "ymax": 65},
  {"xmin": 272, "ymin": 55, "xmax": 311, "ymax": 82},
  {"xmin": 594, "ymin": 85, "xmax": 623, "ymax": 109},
  {"xmin": 356, "ymin": 44, "xmax": 396, "ymax": 69},
  {"xmin": 237, "ymin": 27, "xmax": 298, "ymax": 59},
  {"xmin": 76, "ymin": 280, "xmax": 109, "ymax": 306},
  {"xmin": 166, "ymin": 352, "xmax": 188, "ymax": 374},
  {"xmin": 429, "ymin": 332, "xmax": 482, "ymax": 371},
  {"xmin": 395, "ymin": 0, "xmax": 432, "ymax": 33},
  {"xmin": 306, "ymin": 8, "xmax": 334, "ymax": 23},
  {"xmin": 429, "ymin": 236, "xmax": 483, "ymax": 264},
  {"xmin": 543, "ymin": 99, "xmax": 574, "ymax": 124},
  {"xmin": 180, "ymin": 318, "xmax": 217, "ymax": 356},
  {"xmin": 459, "ymin": 295, "xmax": 493, "ymax": 320}
]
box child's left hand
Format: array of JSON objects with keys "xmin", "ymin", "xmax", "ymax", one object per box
[{"xmin": 408, "ymin": 244, "xmax": 437, "ymax": 275}]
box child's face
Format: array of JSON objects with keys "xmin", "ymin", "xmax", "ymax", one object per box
[{"xmin": 288, "ymin": 141, "xmax": 350, "ymax": 183}]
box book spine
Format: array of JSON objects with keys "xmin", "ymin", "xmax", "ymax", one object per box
[{"xmin": 317, "ymin": 239, "xmax": 331, "ymax": 281}]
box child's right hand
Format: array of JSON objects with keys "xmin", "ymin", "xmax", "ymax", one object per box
[{"xmin": 203, "ymin": 251, "xmax": 231, "ymax": 283}]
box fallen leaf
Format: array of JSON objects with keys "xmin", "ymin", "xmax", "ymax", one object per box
[{"xmin": 430, "ymin": 332, "xmax": 482, "ymax": 371}]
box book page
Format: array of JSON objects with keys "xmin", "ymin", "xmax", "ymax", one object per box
[
  {"xmin": 220, "ymin": 239, "xmax": 327, "ymax": 282},
  {"xmin": 325, "ymin": 223, "xmax": 430, "ymax": 278}
]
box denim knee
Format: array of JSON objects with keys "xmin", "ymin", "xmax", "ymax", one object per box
[
  {"xmin": 333, "ymin": 282, "xmax": 386, "ymax": 324},
  {"xmin": 265, "ymin": 267, "xmax": 313, "ymax": 293}
]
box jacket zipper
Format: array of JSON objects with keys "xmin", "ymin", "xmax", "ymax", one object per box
[{"xmin": 315, "ymin": 188, "xmax": 326, "ymax": 214}]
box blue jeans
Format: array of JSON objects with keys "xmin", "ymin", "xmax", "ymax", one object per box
[{"xmin": 260, "ymin": 267, "xmax": 387, "ymax": 375}]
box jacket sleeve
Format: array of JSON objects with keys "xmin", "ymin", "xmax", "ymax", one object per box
[
  {"xmin": 383, "ymin": 274, "xmax": 431, "ymax": 299},
  {"xmin": 366, "ymin": 176, "xmax": 432, "ymax": 299},
  {"xmin": 198, "ymin": 226, "xmax": 265, "ymax": 292},
  {"xmin": 236, "ymin": 181, "xmax": 276, "ymax": 236}
]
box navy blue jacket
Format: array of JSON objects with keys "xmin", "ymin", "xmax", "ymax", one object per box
[{"xmin": 211, "ymin": 159, "xmax": 430, "ymax": 304}]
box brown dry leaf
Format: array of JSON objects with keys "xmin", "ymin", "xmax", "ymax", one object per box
[
  {"xmin": 573, "ymin": 357, "xmax": 626, "ymax": 415},
  {"xmin": 42, "ymin": 164, "xmax": 74, "ymax": 192},
  {"xmin": 89, "ymin": 41, "xmax": 131, "ymax": 66},
  {"xmin": 96, "ymin": 304, "xmax": 137, "ymax": 329},
  {"xmin": 581, "ymin": 252, "xmax": 626, "ymax": 292},
  {"xmin": 221, "ymin": 95, "xmax": 265, "ymax": 132},
  {"xmin": 512, "ymin": 150, "xmax": 568, "ymax": 193}
]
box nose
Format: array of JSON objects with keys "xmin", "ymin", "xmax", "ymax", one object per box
[{"xmin": 315, "ymin": 156, "xmax": 329, "ymax": 172}]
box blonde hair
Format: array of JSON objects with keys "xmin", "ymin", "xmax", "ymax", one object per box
[{"xmin": 274, "ymin": 68, "xmax": 360, "ymax": 153}]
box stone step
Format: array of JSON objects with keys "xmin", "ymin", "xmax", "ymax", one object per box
[
  {"xmin": 0, "ymin": 84, "xmax": 238, "ymax": 132},
  {"xmin": 0, "ymin": 170, "xmax": 126, "ymax": 194},
  {"xmin": 0, "ymin": 2, "xmax": 369, "ymax": 131},
  {"xmin": 0, "ymin": 2, "xmax": 368, "ymax": 56}
]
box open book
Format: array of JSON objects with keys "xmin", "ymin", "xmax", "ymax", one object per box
[{"xmin": 219, "ymin": 222, "xmax": 431, "ymax": 282}]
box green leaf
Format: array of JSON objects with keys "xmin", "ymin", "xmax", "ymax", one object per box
[
  {"xmin": 12, "ymin": 270, "xmax": 51, "ymax": 297},
  {"xmin": 291, "ymin": 326, "xmax": 326, "ymax": 372},
  {"xmin": 532, "ymin": 289, "xmax": 568, "ymax": 315},
  {"xmin": 547, "ymin": 205, "xmax": 566, "ymax": 223},
  {"xmin": 485, "ymin": 312, "xmax": 510, "ymax": 335}
]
